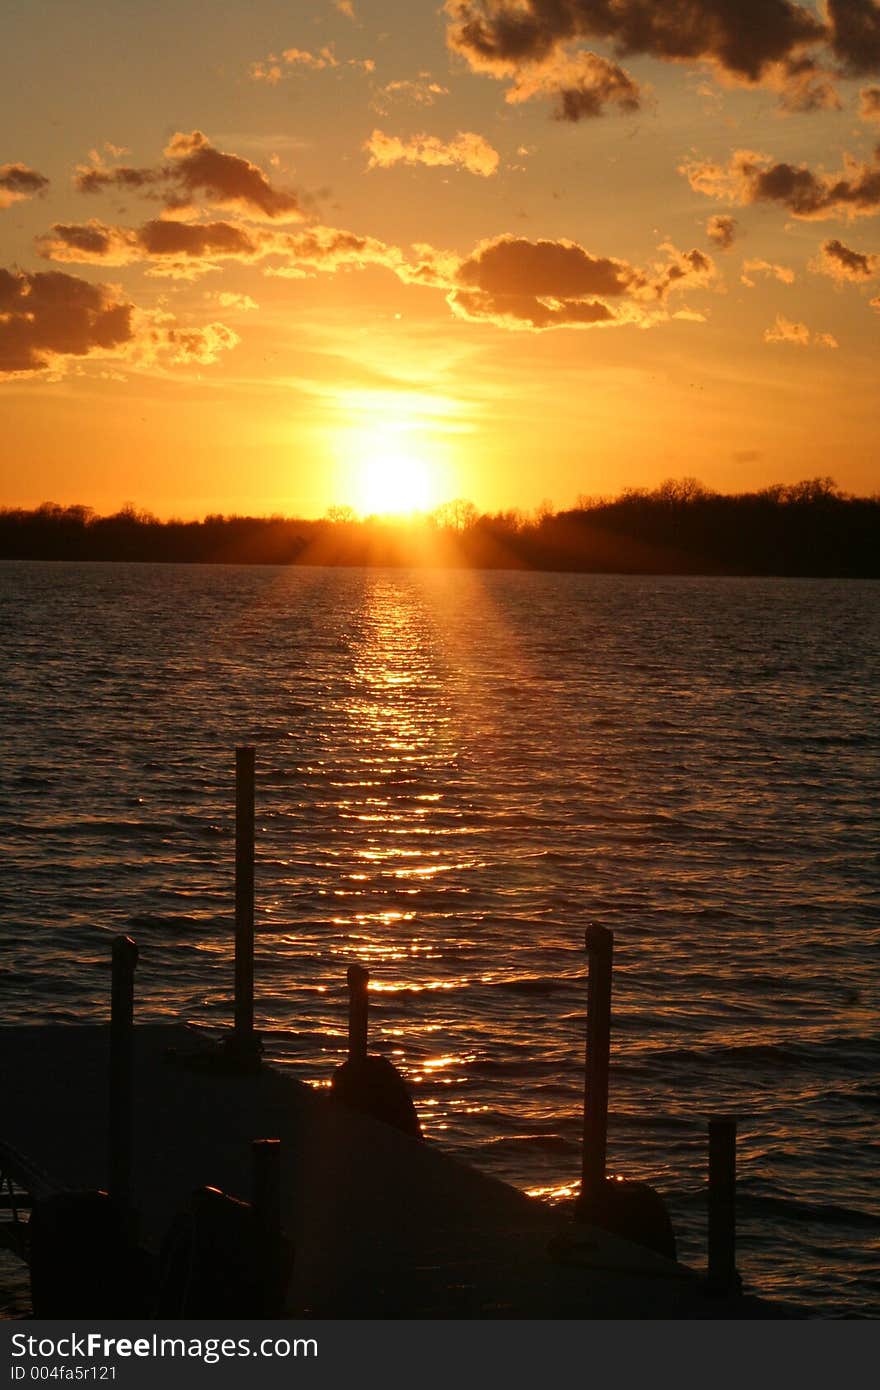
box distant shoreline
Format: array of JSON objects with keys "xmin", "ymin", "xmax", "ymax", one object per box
[
  {"xmin": 2, "ymin": 556, "xmax": 878, "ymax": 580},
  {"xmin": 2, "ymin": 478, "xmax": 878, "ymax": 578}
]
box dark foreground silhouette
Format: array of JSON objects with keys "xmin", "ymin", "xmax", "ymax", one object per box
[{"xmin": 2, "ymin": 477, "xmax": 877, "ymax": 576}]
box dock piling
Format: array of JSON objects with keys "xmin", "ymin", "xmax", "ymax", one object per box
[
  {"xmin": 234, "ymin": 745, "xmax": 256, "ymax": 1049},
  {"xmin": 707, "ymin": 1117, "xmax": 740, "ymax": 1295},
  {"xmin": 581, "ymin": 925, "xmax": 613, "ymax": 1208},
  {"xmin": 347, "ymin": 964, "xmax": 369, "ymax": 1063},
  {"xmin": 252, "ymin": 1138, "xmax": 283, "ymax": 1315},
  {"xmin": 108, "ymin": 935, "xmax": 138, "ymax": 1211}
]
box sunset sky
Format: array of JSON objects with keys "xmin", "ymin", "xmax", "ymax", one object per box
[{"xmin": 2, "ymin": 1, "xmax": 879, "ymax": 518}]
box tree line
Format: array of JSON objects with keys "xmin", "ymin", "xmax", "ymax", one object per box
[{"xmin": 1, "ymin": 477, "xmax": 877, "ymax": 577}]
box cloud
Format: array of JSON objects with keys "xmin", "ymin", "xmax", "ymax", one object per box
[
  {"xmin": 37, "ymin": 219, "xmax": 140, "ymax": 266},
  {"xmin": 250, "ymin": 44, "xmax": 374, "ymax": 83},
  {"xmin": 249, "ymin": 61, "xmax": 284, "ymax": 84},
  {"xmin": 446, "ymin": 233, "xmax": 715, "ymax": 329},
  {"xmin": 812, "ymin": 235, "xmax": 880, "ymax": 279},
  {"xmin": 162, "ymin": 131, "xmax": 303, "ymax": 220},
  {"xmin": 764, "ymin": 313, "xmax": 838, "ymax": 346},
  {"xmin": 503, "ymin": 50, "xmax": 642, "ymax": 120},
  {"xmin": 214, "ymin": 291, "xmax": 259, "ymax": 310},
  {"xmin": 0, "ymin": 265, "xmax": 240, "ymax": 379},
  {"xmin": 300, "ymin": 226, "xmax": 408, "ymax": 267},
  {"xmin": 335, "ymin": 0, "xmax": 356, "ymax": 17},
  {"xmin": 37, "ymin": 218, "xmax": 268, "ymax": 278},
  {"xmin": 860, "ymin": 85, "xmax": 880, "ymax": 119},
  {"xmin": 371, "ymin": 77, "xmax": 450, "ymax": 113},
  {"xmin": 38, "ymin": 214, "xmax": 413, "ymax": 283},
  {"xmin": 826, "ymin": 0, "xmax": 880, "ymax": 77},
  {"xmin": 74, "ymin": 151, "xmax": 162, "ymax": 196},
  {"xmin": 0, "ymin": 163, "xmax": 49, "ymax": 208},
  {"xmin": 768, "ymin": 54, "xmax": 841, "ymax": 112},
  {"xmin": 706, "ymin": 214, "xmax": 738, "ymax": 248},
  {"xmin": 36, "ymin": 213, "xmax": 717, "ymax": 338},
  {"xmin": 364, "ymin": 129, "xmax": 500, "ymax": 176},
  {"xmin": 0, "ymin": 268, "xmax": 133, "ymax": 375},
  {"xmin": 139, "ymin": 315, "xmax": 240, "ymax": 366},
  {"xmin": 141, "ymin": 215, "xmax": 262, "ymax": 257},
  {"xmin": 74, "ymin": 131, "xmax": 304, "ymax": 222},
  {"xmin": 445, "ymin": 0, "xmax": 834, "ymax": 115},
  {"xmin": 281, "ymin": 46, "xmax": 338, "ymax": 69},
  {"xmin": 650, "ymin": 243, "xmax": 716, "ymax": 298},
  {"xmin": 681, "ymin": 144, "xmax": 880, "ymax": 219},
  {"xmin": 741, "ymin": 258, "xmax": 795, "ymax": 285}
]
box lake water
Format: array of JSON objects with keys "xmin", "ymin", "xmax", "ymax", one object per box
[{"xmin": 1, "ymin": 561, "xmax": 878, "ymax": 1317}]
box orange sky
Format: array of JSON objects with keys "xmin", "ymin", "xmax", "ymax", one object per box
[{"xmin": 1, "ymin": 1, "xmax": 878, "ymax": 517}]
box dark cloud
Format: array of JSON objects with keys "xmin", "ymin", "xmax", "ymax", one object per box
[
  {"xmin": 860, "ymin": 84, "xmax": 880, "ymax": 119},
  {"xmin": 457, "ymin": 235, "xmax": 638, "ymax": 297},
  {"xmin": 813, "ymin": 235, "xmax": 880, "ymax": 279},
  {"xmin": 138, "ymin": 218, "xmax": 258, "ymax": 258},
  {"xmin": 683, "ymin": 144, "xmax": 880, "ymax": 219},
  {"xmin": 706, "ymin": 214, "xmax": 737, "ymax": 249},
  {"xmin": 446, "ymin": 0, "xmax": 828, "ymax": 91},
  {"xmin": 36, "ymin": 216, "xmax": 716, "ymax": 336},
  {"xmin": 448, "ymin": 234, "xmax": 715, "ymax": 328},
  {"xmin": 74, "ymin": 132, "xmax": 303, "ymax": 221},
  {"xmin": 0, "ymin": 162, "xmax": 50, "ymax": 208},
  {"xmin": 0, "ymin": 266, "xmax": 240, "ymax": 378},
  {"xmin": 0, "ymin": 268, "xmax": 133, "ymax": 375},
  {"xmin": 163, "ymin": 131, "xmax": 302, "ymax": 219},
  {"xmin": 50, "ymin": 222, "xmax": 120, "ymax": 256},
  {"xmin": 36, "ymin": 220, "xmax": 137, "ymax": 264},
  {"xmin": 503, "ymin": 50, "xmax": 642, "ymax": 119},
  {"xmin": 75, "ymin": 164, "xmax": 158, "ymax": 195},
  {"xmin": 38, "ymin": 218, "xmax": 265, "ymax": 273},
  {"xmin": 827, "ymin": 0, "xmax": 880, "ymax": 77},
  {"xmin": 37, "ymin": 216, "xmax": 409, "ymax": 283}
]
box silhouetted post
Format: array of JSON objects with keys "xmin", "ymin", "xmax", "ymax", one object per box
[
  {"xmin": 581, "ymin": 925, "xmax": 613, "ymax": 1208},
  {"xmin": 252, "ymin": 1138, "xmax": 282, "ymax": 1315},
  {"xmin": 347, "ymin": 964, "xmax": 369, "ymax": 1063},
  {"xmin": 109, "ymin": 935, "xmax": 138, "ymax": 1210},
  {"xmin": 234, "ymin": 746, "xmax": 256, "ymax": 1047},
  {"xmin": 707, "ymin": 1117, "xmax": 740, "ymax": 1294}
]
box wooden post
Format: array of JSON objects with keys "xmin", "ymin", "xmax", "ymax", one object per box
[
  {"xmin": 707, "ymin": 1117, "xmax": 739, "ymax": 1294},
  {"xmin": 347, "ymin": 964, "xmax": 369, "ymax": 1063},
  {"xmin": 252, "ymin": 1138, "xmax": 282, "ymax": 1315},
  {"xmin": 581, "ymin": 925, "xmax": 613, "ymax": 1208},
  {"xmin": 109, "ymin": 935, "xmax": 138, "ymax": 1210},
  {"xmin": 234, "ymin": 746, "xmax": 256, "ymax": 1046}
]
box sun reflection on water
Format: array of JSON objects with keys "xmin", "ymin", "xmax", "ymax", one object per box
[{"xmin": 313, "ymin": 572, "xmax": 534, "ymax": 1141}]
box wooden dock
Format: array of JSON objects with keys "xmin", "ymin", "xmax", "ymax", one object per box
[
  {"xmin": 1, "ymin": 1022, "xmax": 789, "ymax": 1318},
  {"xmin": 1, "ymin": 751, "xmax": 805, "ymax": 1317}
]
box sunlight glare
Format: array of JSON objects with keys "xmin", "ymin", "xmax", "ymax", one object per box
[{"xmin": 353, "ymin": 426, "xmax": 439, "ymax": 516}]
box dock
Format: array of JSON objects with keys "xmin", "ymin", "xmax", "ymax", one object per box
[
  {"xmin": 1, "ymin": 748, "xmax": 799, "ymax": 1318},
  {"xmin": 1, "ymin": 1022, "xmax": 789, "ymax": 1318}
]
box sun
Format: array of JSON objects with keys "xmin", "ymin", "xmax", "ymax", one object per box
[{"xmin": 353, "ymin": 427, "xmax": 439, "ymax": 517}]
